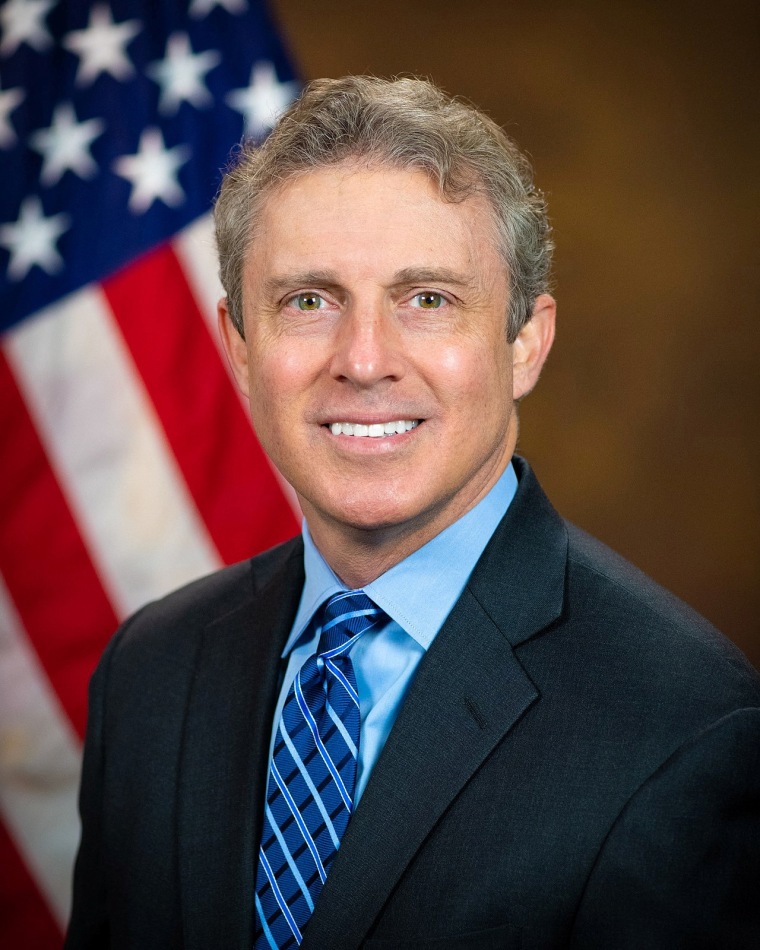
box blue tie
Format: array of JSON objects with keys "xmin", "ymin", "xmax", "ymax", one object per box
[{"xmin": 254, "ymin": 591, "xmax": 385, "ymax": 949}]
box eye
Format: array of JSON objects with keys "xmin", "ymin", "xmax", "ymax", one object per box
[
  {"xmin": 411, "ymin": 292, "xmax": 445, "ymax": 310},
  {"xmin": 290, "ymin": 292, "xmax": 325, "ymax": 311}
]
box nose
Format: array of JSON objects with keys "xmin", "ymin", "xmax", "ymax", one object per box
[{"xmin": 329, "ymin": 303, "xmax": 405, "ymax": 388}]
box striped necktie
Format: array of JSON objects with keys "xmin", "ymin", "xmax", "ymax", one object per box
[{"xmin": 254, "ymin": 590, "xmax": 385, "ymax": 949}]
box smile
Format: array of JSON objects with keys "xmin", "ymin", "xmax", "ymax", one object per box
[{"xmin": 327, "ymin": 420, "xmax": 420, "ymax": 437}]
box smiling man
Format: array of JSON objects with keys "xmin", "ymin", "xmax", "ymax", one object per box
[
  {"xmin": 219, "ymin": 162, "xmax": 554, "ymax": 588},
  {"xmin": 67, "ymin": 78, "xmax": 760, "ymax": 950}
]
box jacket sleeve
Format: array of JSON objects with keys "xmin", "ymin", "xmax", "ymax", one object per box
[
  {"xmin": 571, "ymin": 708, "xmax": 760, "ymax": 950},
  {"xmin": 64, "ymin": 632, "xmax": 120, "ymax": 949}
]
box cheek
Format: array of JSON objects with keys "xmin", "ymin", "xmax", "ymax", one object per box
[
  {"xmin": 432, "ymin": 343, "xmax": 511, "ymax": 403},
  {"xmin": 245, "ymin": 343, "xmax": 324, "ymax": 451},
  {"xmin": 248, "ymin": 342, "xmax": 308, "ymax": 401},
  {"xmin": 244, "ymin": 351, "xmax": 284, "ymax": 434}
]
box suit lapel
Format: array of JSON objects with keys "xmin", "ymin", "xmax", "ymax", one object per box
[
  {"xmin": 302, "ymin": 460, "xmax": 568, "ymax": 950},
  {"xmin": 178, "ymin": 541, "xmax": 304, "ymax": 950},
  {"xmin": 302, "ymin": 588, "xmax": 540, "ymax": 950}
]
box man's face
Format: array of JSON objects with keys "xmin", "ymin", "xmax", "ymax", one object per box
[{"xmin": 222, "ymin": 163, "xmax": 553, "ymax": 560}]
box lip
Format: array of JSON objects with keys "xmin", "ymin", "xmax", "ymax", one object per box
[
  {"xmin": 326, "ymin": 419, "xmax": 420, "ymax": 437},
  {"xmin": 318, "ymin": 418, "xmax": 425, "ymax": 451},
  {"xmin": 317, "ymin": 412, "xmax": 424, "ymax": 426}
]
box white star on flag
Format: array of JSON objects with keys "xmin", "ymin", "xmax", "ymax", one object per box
[
  {"xmin": 113, "ymin": 128, "xmax": 191, "ymax": 213},
  {"xmin": 147, "ymin": 33, "xmax": 221, "ymax": 115},
  {"xmin": 63, "ymin": 4, "xmax": 141, "ymax": 86},
  {"xmin": 226, "ymin": 61, "xmax": 298, "ymax": 138},
  {"xmin": 0, "ymin": 0, "xmax": 56, "ymax": 56},
  {"xmin": 29, "ymin": 103, "xmax": 105, "ymax": 186},
  {"xmin": 0, "ymin": 82, "xmax": 25, "ymax": 148},
  {"xmin": 190, "ymin": 0, "xmax": 248, "ymax": 18},
  {"xmin": 0, "ymin": 195, "xmax": 70, "ymax": 280}
]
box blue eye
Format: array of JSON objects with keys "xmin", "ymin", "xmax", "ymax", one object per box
[
  {"xmin": 412, "ymin": 292, "xmax": 445, "ymax": 309},
  {"xmin": 293, "ymin": 292, "xmax": 324, "ymax": 311}
]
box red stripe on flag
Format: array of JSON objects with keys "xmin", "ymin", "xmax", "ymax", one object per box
[
  {"xmin": 0, "ymin": 350, "xmax": 119, "ymax": 738},
  {"xmin": 0, "ymin": 818, "xmax": 62, "ymax": 948},
  {"xmin": 102, "ymin": 243, "xmax": 299, "ymax": 563}
]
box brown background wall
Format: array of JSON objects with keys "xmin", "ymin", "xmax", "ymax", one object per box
[{"xmin": 270, "ymin": 0, "xmax": 759, "ymax": 667}]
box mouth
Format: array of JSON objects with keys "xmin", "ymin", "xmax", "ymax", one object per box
[{"xmin": 324, "ymin": 420, "xmax": 421, "ymax": 438}]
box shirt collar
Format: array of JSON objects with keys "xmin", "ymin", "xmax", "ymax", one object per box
[{"xmin": 283, "ymin": 461, "xmax": 518, "ymax": 655}]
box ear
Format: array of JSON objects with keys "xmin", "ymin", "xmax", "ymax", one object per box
[
  {"xmin": 217, "ymin": 297, "xmax": 250, "ymax": 398},
  {"xmin": 512, "ymin": 293, "xmax": 556, "ymax": 401}
]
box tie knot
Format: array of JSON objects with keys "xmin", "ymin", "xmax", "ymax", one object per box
[{"xmin": 315, "ymin": 590, "xmax": 384, "ymax": 657}]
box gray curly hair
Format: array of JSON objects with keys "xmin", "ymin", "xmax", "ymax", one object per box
[{"xmin": 214, "ymin": 75, "xmax": 553, "ymax": 343}]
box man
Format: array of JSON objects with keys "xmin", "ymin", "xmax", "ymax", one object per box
[{"xmin": 66, "ymin": 77, "xmax": 760, "ymax": 949}]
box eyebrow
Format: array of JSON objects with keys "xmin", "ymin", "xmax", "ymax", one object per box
[
  {"xmin": 262, "ymin": 271, "xmax": 342, "ymax": 297},
  {"xmin": 391, "ymin": 267, "xmax": 476, "ymax": 289},
  {"xmin": 262, "ymin": 267, "xmax": 476, "ymax": 297}
]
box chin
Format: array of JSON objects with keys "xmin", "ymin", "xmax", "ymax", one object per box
[
  {"xmin": 337, "ymin": 505, "xmax": 414, "ymax": 535},
  {"xmin": 334, "ymin": 491, "xmax": 446, "ymax": 539},
  {"xmin": 301, "ymin": 484, "xmax": 419, "ymax": 533}
]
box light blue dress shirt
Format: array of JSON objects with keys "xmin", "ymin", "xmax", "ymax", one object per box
[{"xmin": 269, "ymin": 462, "xmax": 518, "ymax": 803}]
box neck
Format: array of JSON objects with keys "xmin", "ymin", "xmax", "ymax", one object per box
[
  {"xmin": 308, "ymin": 520, "xmax": 440, "ymax": 589},
  {"xmin": 302, "ymin": 459, "xmax": 513, "ymax": 589}
]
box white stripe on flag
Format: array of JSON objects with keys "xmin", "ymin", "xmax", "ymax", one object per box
[
  {"xmin": 4, "ymin": 287, "xmax": 222, "ymax": 618},
  {"xmin": 172, "ymin": 214, "xmax": 224, "ymax": 344},
  {"xmin": 173, "ymin": 214, "xmax": 303, "ymax": 521},
  {"xmin": 0, "ymin": 577, "xmax": 81, "ymax": 928}
]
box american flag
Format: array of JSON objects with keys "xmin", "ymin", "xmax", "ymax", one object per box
[{"xmin": 0, "ymin": 1, "xmax": 300, "ymax": 943}]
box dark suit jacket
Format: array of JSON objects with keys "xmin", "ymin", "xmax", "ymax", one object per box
[{"xmin": 66, "ymin": 458, "xmax": 760, "ymax": 949}]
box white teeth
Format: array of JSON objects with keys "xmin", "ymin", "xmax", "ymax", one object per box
[{"xmin": 328, "ymin": 420, "xmax": 419, "ymax": 437}]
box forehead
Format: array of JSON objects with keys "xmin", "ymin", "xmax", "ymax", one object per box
[{"xmin": 245, "ymin": 162, "xmax": 504, "ymax": 282}]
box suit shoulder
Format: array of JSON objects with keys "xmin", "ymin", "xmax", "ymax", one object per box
[
  {"xmin": 565, "ymin": 522, "xmax": 713, "ymax": 632},
  {"xmin": 562, "ymin": 521, "xmax": 760, "ymax": 701},
  {"xmin": 104, "ymin": 536, "xmax": 303, "ymax": 671},
  {"xmin": 150, "ymin": 536, "xmax": 299, "ymax": 617}
]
